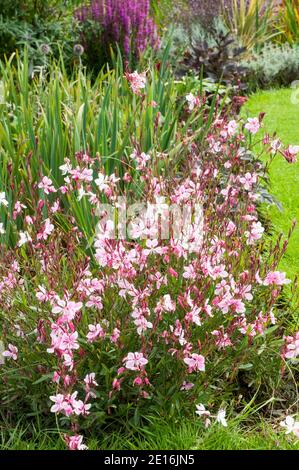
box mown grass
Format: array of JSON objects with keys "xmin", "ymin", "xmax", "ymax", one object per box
[
  {"xmin": 0, "ymin": 416, "xmax": 298, "ymax": 450},
  {"xmin": 243, "ymin": 88, "xmax": 299, "ymax": 281}
]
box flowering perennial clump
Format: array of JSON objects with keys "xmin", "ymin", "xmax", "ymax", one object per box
[
  {"xmin": 75, "ymin": 0, "xmax": 159, "ymax": 62},
  {"xmin": 0, "ymin": 77, "xmax": 298, "ymax": 449}
]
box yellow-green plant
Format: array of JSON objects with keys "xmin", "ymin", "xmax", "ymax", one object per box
[
  {"xmin": 222, "ymin": 0, "xmax": 277, "ymax": 51},
  {"xmin": 275, "ymin": 0, "xmax": 299, "ymax": 44}
]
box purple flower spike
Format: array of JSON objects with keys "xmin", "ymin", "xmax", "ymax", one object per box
[{"xmin": 74, "ymin": 0, "xmax": 160, "ymax": 61}]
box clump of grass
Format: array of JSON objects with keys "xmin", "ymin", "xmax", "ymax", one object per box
[{"xmin": 1, "ymin": 414, "xmax": 298, "ymax": 450}]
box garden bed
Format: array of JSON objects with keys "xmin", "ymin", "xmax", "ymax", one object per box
[{"xmin": 0, "ymin": 0, "xmax": 298, "ymax": 452}]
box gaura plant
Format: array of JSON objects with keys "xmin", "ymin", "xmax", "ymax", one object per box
[{"xmin": 0, "ymin": 69, "xmax": 298, "ymax": 449}]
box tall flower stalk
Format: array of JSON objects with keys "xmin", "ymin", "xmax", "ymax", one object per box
[{"xmin": 74, "ymin": 0, "xmax": 159, "ymax": 67}]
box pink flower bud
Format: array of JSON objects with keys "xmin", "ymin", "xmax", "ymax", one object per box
[
  {"xmin": 52, "ymin": 371, "xmax": 60, "ymax": 384},
  {"xmin": 64, "ymin": 375, "xmax": 71, "ymax": 387},
  {"xmin": 37, "ymin": 199, "xmax": 45, "ymax": 211},
  {"xmin": 133, "ymin": 376, "xmax": 143, "ymax": 386},
  {"xmin": 168, "ymin": 267, "xmax": 178, "ymax": 278},
  {"xmin": 112, "ymin": 378, "xmax": 121, "ymax": 391}
]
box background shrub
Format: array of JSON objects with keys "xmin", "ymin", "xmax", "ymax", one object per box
[
  {"xmin": 179, "ymin": 25, "xmax": 248, "ymax": 88},
  {"xmin": 221, "ymin": 0, "xmax": 277, "ymax": 51},
  {"xmin": 0, "ymin": 1, "xmax": 79, "ymax": 69},
  {"xmin": 244, "ymin": 42, "xmax": 299, "ymax": 89}
]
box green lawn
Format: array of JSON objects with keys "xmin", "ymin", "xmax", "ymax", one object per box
[
  {"xmin": 1, "ymin": 418, "xmax": 298, "ymax": 450},
  {"xmin": 243, "ymin": 88, "xmax": 299, "ymax": 280}
]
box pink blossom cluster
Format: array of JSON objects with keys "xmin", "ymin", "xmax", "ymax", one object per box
[
  {"xmin": 281, "ymin": 332, "xmax": 299, "ymax": 360},
  {"xmin": 125, "ymin": 71, "xmax": 147, "ymax": 95}
]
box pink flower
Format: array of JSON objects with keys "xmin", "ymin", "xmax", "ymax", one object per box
[
  {"xmin": 94, "ymin": 173, "xmax": 110, "ymax": 192},
  {"xmin": 245, "ymin": 221, "xmax": 264, "ymax": 245},
  {"xmin": 2, "ymin": 343, "xmax": 18, "ymax": 360},
  {"xmin": 64, "ymin": 375, "xmax": 73, "ymax": 387},
  {"xmin": 18, "ymin": 231, "xmax": 32, "ymax": 247},
  {"xmin": 245, "ymin": 117, "xmax": 260, "ymax": 134},
  {"xmin": 65, "ymin": 434, "xmax": 88, "ymax": 451},
  {"xmin": 270, "ymin": 139, "xmax": 281, "ymax": 153},
  {"xmin": 133, "ymin": 376, "xmax": 143, "ymax": 386},
  {"xmin": 180, "ymin": 381, "xmax": 194, "ymax": 391},
  {"xmin": 282, "ymin": 332, "xmax": 299, "ymax": 359},
  {"xmin": 38, "ymin": 176, "xmax": 56, "ymax": 194},
  {"xmin": 185, "ymin": 307, "xmax": 201, "ymax": 326},
  {"xmin": 211, "ymin": 330, "xmax": 232, "ymax": 349},
  {"xmin": 130, "ymin": 149, "xmax": 151, "ymax": 170},
  {"xmin": 226, "ymin": 220, "xmax": 236, "ymax": 236},
  {"xmin": 110, "ymin": 328, "xmax": 120, "ymax": 343},
  {"xmin": 13, "ymin": 201, "xmax": 27, "ymax": 219},
  {"xmin": 280, "ymin": 416, "xmax": 299, "ymax": 438},
  {"xmin": 36, "ymin": 285, "xmax": 55, "ymax": 303},
  {"xmin": 112, "ymin": 378, "xmax": 121, "ymax": 390},
  {"xmin": 229, "ymin": 298, "xmax": 246, "ymax": 314},
  {"xmin": 86, "ymin": 323, "xmax": 105, "ymax": 343},
  {"xmin": 72, "ymin": 400, "xmax": 91, "ymax": 416},
  {"xmin": 123, "ymin": 352, "xmax": 148, "ymax": 371},
  {"xmin": 168, "ymin": 267, "xmax": 178, "ymax": 278},
  {"xmin": 282, "ymin": 145, "xmax": 299, "ymax": 163},
  {"xmin": 162, "ymin": 294, "xmax": 176, "ymax": 312},
  {"xmin": 133, "ymin": 315, "xmax": 153, "ymax": 335},
  {"xmin": 183, "ymin": 264, "xmax": 196, "ymax": 280},
  {"xmin": 210, "ymin": 140, "xmax": 222, "ymax": 153},
  {"xmin": 52, "ymin": 371, "xmax": 60, "ymax": 384},
  {"xmin": 239, "ymin": 172, "xmax": 257, "ymax": 191},
  {"xmin": 269, "ymin": 310, "xmax": 276, "ymax": 325},
  {"xmin": 37, "ymin": 218, "xmax": 54, "ymax": 240},
  {"xmin": 61, "ymin": 332, "xmax": 80, "ymax": 351},
  {"xmin": 69, "ymin": 167, "xmax": 93, "ymax": 182},
  {"xmin": 60, "ymin": 185, "xmax": 68, "ymax": 194},
  {"xmin": 84, "ymin": 372, "xmax": 98, "ymax": 388},
  {"xmin": 59, "ymin": 158, "xmax": 72, "ymax": 175},
  {"xmin": 52, "ymin": 299, "xmax": 82, "ymax": 323},
  {"xmin": 184, "ymin": 353, "xmax": 205, "ymax": 372},
  {"xmin": 227, "ymin": 120, "xmax": 238, "ymax": 136},
  {"xmin": 63, "ymin": 353, "xmax": 74, "ymax": 370},
  {"xmin": 186, "ymin": 93, "xmax": 200, "ymax": 111},
  {"xmin": 263, "ymin": 271, "xmax": 291, "ymax": 286},
  {"xmin": 86, "ymin": 295, "xmax": 103, "ymax": 310},
  {"xmin": 47, "ymin": 325, "xmax": 79, "ymax": 355},
  {"xmin": 25, "ymin": 215, "xmax": 34, "ymax": 225},
  {"xmin": 125, "ymin": 71, "xmax": 146, "ymax": 95},
  {"xmin": 50, "ymin": 393, "xmax": 67, "ymax": 413},
  {"xmin": 216, "ymin": 409, "xmax": 227, "ymax": 427},
  {"xmin": 195, "ymin": 403, "xmax": 210, "ymax": 417},
  {"xmin": 50, "ymin": 200, "xmax": 60, "ymax": 213}
]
